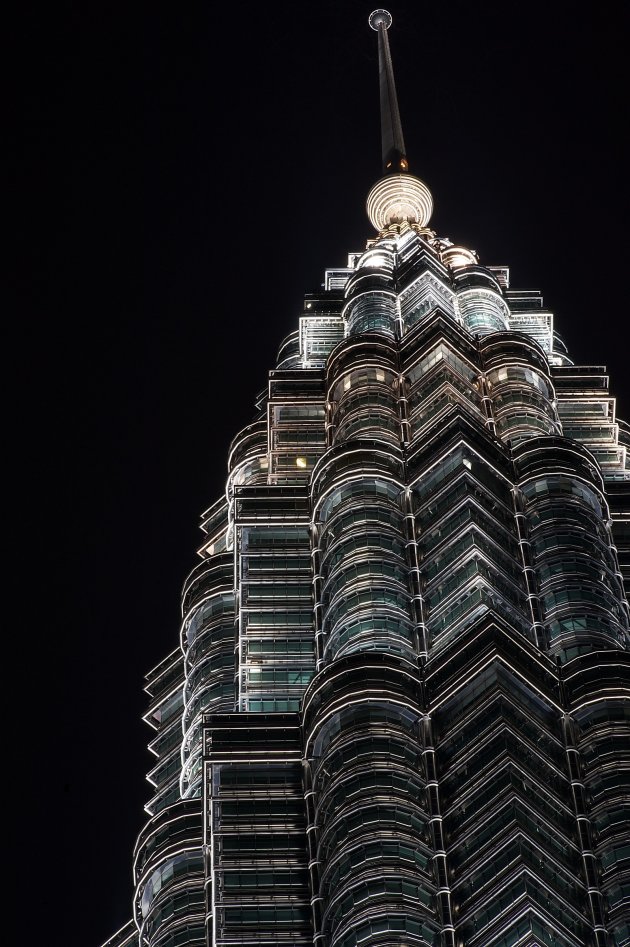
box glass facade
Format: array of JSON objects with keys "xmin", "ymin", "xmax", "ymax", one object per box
[{"xmin": 103, "ymin": 11, "xmax": 630, "ymax": 947}]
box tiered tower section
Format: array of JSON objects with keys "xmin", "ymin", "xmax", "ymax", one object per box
[
  {"xmin": 103, "ymin": 11, "xmax": 630, "ymax": 947},
  {"xmin": 122, "ymin": 227, "xmax": 630, "ymax": 947}
]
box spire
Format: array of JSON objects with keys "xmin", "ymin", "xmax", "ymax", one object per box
[
  {"xmin": 366, "ymin": 11, "xmax": 433, "ymax": 233},
  {"xmin": 369, "ymin": 9, "xmax": 408, "ymax": 174}
]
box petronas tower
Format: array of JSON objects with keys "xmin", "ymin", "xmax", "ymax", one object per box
[{"xmin": 103, "ymin": 12, "xmax": 630, "ymax": 947}]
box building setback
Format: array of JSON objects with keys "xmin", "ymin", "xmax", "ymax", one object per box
[{"xmin": 103, "ymin": 11, "xmax": 630, "ymax": 947}]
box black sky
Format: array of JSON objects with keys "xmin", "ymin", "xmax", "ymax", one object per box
[{"xmin": 19, "ymin": 1, "xmax": 629, "ymax": 944}]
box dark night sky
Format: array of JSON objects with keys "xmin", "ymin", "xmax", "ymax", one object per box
[{"xmin": 18, "ymin": 1, "xmax": 628, "ymax": 944}]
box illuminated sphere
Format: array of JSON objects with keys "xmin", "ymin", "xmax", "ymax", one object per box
[
  {"xmin": 366, "ymin": 174, "xmax": 434, "ymax": 231},
  {"xmin": 369, "ymin": 9, "xmax": 392, "ymax": 30}
]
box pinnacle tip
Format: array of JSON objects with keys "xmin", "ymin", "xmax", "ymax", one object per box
[{"xmin": 369, "ymin": 9, "xmax": 392, "ymax": 31}]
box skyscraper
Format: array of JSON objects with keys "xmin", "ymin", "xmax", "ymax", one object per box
[{"xmin": 103, "ymin": 10, "xmax": 630, "ymax": 947}]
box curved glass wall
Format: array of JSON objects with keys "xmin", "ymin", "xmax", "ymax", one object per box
[
  {"xmin": 328, "ymin": 339, "xmax": 400, "ymax": 448},
  {"xmin": 180, "ymin": 553, "xmax": 234, "ymax": 798},
  {"xmin": 566, "ymin": 655, "xmax": 630, "ymax": 939},
  {"xmin": 481, "ymin": 333, "xmax": 561, "ymax": 446},
  {"xmin": 333, "ymin": 384, "xmax": 400, "ymax": 445},
  {"xmin": 227, "ymin": 420, "xmax": 268, "ymax": 487},
  {"xmin": 315, "ymin": 472, "xmax": 413, "ymax": 663},
  {"xmin": 343, "ymin": 288, "xmax": 398, "ymax": 337},
  {"xmin": 275, "ymin": 330, "xmax": 301, "ymax": 369},
  {"xmin": 303, "ymin": 661, "xmax": 437, "ymax": 946},
  {"xmin": 454, "ymin": 267, "xmax": 510, "ymax": 336},
  {"xmin": 515, "ymin": 441, "xmax": 630, "ymax": 660},
  {"xmin": 134, "ymin": 800, "xmax": 205, "ymax": 947}
]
